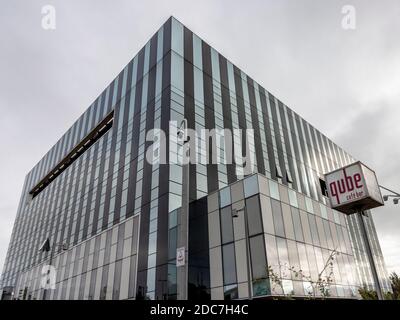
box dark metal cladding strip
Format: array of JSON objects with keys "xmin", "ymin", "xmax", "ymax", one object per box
[
  {"xmin": 220, "ymin": 59, "xmax": 236, "ymax": 183},
  {"xmin": 101, "ymin": 70, "xmax": 124, "ymax": 230},
  {"xmin": 80, "ymin": 97, "xmax": 104, "ymax": 241},
  {"xmin": 308, "ymin": 124, "xmax": 325, "ymax": 201},
  {"xmin": 183, "ymin": 27, "xmax": 197, "ymax": 201},
  {"xmin": 63, "ymin": 111, "xmax": 87, "ymax": 242},
  {"xmin": 294, "ymin": 113, "xmax": 315, "ymax": 198},
  {"xmin": 90, "ymin": 78, "xmax": 116, "ymax": 236},
  {"xmin": 136, "ymin": 33, "xmax": 159, "ymax": 292},
  {"xmin": 301, "ymin": 117, "xmax": 322, "ymax": 201},
  {"xmin": 202, "ymin": 41, "xmax": 219, "ymax": 193},
  {"xmin": 71, "ymin": 100, "xmax": 97, "ymax": 245},
  {"xmin": 278, "ymin": 101, "xmax": 298, "ymax": 190},
  {"xmin": 286, "ymin": 109, "xmax": 307, "ymax": 194},
  {"xmin": 258, "ymin": 88, "xmax": 277, "ymax": 179},
  {"xmin": 64, "ymin": 155, "xmax": 85, "ymax": 245},
  {"xmin": 56, "ymin": 159, "xmax": 79, "ymax": 249},
  {"xmin": 246, "ymin": 76, "xmax": 265, "ymax": 175},
  {"xmin": 113, "ymin": 60, "xmax": 134, "ymax": 224},
  {"xmin": 126, "ymin": 47, "xmax": 146, "ymax": 218},
  {"xmin": 269, "ymin": 95, "xmax": 288, "ymax": 185},
  {"xmin": 155, "ymin": 16, "xmax": 172, "ymax": 300}
]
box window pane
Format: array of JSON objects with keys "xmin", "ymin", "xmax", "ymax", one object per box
[
  {"xmin": 169, "ymin": 164, "xmax": 182, "ymax": 184},
  {"xmin": 148, "ymin": 253, "xmax": 156, "ymax": 268},
  {"xmin": 171, "ymin": 52, "xmax": 184, "ymax": 93},
  {"xmin": 246, "ymin": 196, "xmax": 263, "ymax": 236},
  {"xmin": 223, "ymin": 284, "xmax": 238, "ymax": 300},
  {"xmin": 305, "ymin": 197, "xmax": 314, "ymax": 213},
  {"xmin": 305, "ymin": 245, "xmax": 318, "ymax": 281},
  {"xmin": 282, "ymin": 204, "xmax": 295, "ymax": 240},
  {"xmin": 265, "ymin": 234, "xmax": 279, "ymax": 271},
  {"xmin": 220, "ymin": 206, "xmax": 234, "ymax": 244},
  {"xmin": 291, "ymin": 207, "xmax": 304, "ymax": 242},
  {"xmin": 314, "ymin": 247, "xmax": 325, "ymax": 278},
  {"xmin": 147, "ymin": 267, "xmax": 156, "ymax": 293},
  {"xmin": 169, "ymin": 193, "xmax": 181, "ymax": 212},
  {"xmin": 112, "ymin": 260, "xmax": 122, "ymax": 299},
  {"xmin": 268, "ymin": 180, "xmax": 280, "ymax": 200},
  {"xmin": 320, "ymin": 203, "xmax": 328, "ymax": 219},
  {"xmin": 219, "ymin": 187, "xmax": 231, "ymax": 208},
  {"xmin": 287, "ymin": 240, "xmax": 301, "ymax": 280},
  {"xmin": 308, "ymin": 214, "xmax": 320, "ymax": 246},
  {"xmin": 297, "ymin": 242, "xmax": 310, "ymax": 277},
  {"xmin": 222, "ymin": 243, "xmax": 237, "ymax": 285},
  {"xmin": 288, "ymin": 189, "xmax": 298, "ymax": 207},
  {"xmin": 316, "ymin": 217, "xmax": 327, "ymax": 248},
  {"xmin": 169, "ymin": 209, "xmax": 178, "ymax": 229},
  {"xmin": 323, "ymin": 220, "xmax": 334, "ymax": 250},
  {"xmin": 249, "ymin": 235, "xmax": 267, "ymax": 279},
  {"xmin": 168, "ymin": 227, "xmax": 177, "ymax": 260},
  {"xmin": 171, "ymin": 18, "xmax": 184, "ymax": 55},
  {"xmin": 282, "ymin": 279, "xmax": 294, "ymax": 295},
  {"xmin": 244, "ymin": 175, "xmax": 258, "ymax": 198},
  {"xmin": 271, "ymin": 199, "xmax": 285, "ymax": 237},
  {"xmin": 276, "ymin": 237, "xmax": 290, "ymax": 279},
  {"xmin": 148, "ymin": 232, "xmax": 157, "ymax": 255},
  {"xmin": 168, "ymin": 263, "xmax": 177, "ymax": 298},
  {"xmin": 300, "ymin": 211, "xmax": 313, "ymax": 244}
]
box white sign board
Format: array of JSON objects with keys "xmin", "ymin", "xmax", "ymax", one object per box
[
  {"xmin": 176, "ymin": 247, "xmax": 185, "ymax": 267},
  {"xmin": 324, "ymin": 161, "xmax": 384, "ymax": 214}
]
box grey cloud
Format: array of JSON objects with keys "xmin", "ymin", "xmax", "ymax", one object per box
[
  {"xmin": 333, "ymin": 99, "xmax": 400, "ymax": 273},
  {"xmin": 1, "ymin": 0, "xmax": 400, "ymax": 276}
]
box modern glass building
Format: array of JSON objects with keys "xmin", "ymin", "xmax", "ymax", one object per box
[{"xmin": 0, "ymin": 17, "xmax": 391, "ymax": 300}]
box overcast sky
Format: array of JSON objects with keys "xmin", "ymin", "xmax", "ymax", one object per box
[{"xmin": 1, "ymin": 0, "xmax": 399, "ymax": 280}]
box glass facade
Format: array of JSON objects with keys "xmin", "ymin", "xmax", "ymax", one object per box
[
  {"xmin": 0, "ymin": 17, "xmax": 390, "ymax": 300},
  {"xmin": 207, "ymin": 175, "xmax": 390, "ymax": 299}
]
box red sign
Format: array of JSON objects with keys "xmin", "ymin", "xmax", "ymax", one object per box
[{"xmin": 324, "ymin": 161, "xmax": 384, "ymax": 214}]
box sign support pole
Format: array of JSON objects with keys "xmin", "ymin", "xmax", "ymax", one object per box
[
  {"xmin": 176, "ymin": 156, "xmax": 189, "ymax": 300},
  {"xmin": 243, "ymin": 207, "xmax": 253, "ymax": 299},
  {"xmin": 356, "ymin": 210, "xmax": 384, "ymax": 300},
  {"xmin": 325, "ymin": 162, "xmax": 386, "ymax": 299},
  {"xmin": 176, "ymin": 121, "xmax": 189, "ymax": 300}
]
